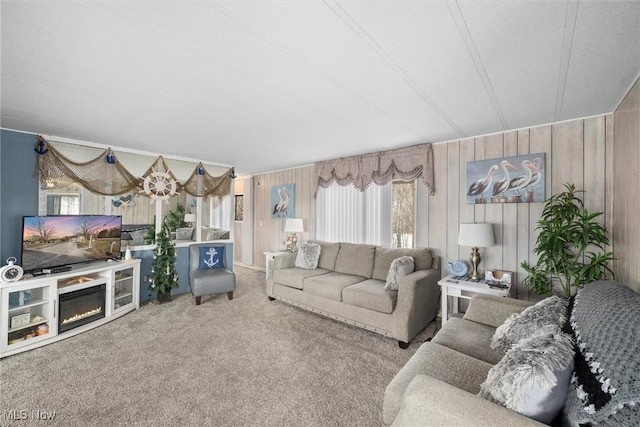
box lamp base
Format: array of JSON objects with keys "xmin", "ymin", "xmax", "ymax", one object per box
[{"xmin": 469, "ymin": 246, "xmax": 482, "ymax": 280}]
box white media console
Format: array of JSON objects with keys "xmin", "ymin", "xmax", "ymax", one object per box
[{"xmin": 0, "ymin": 259, "xmax": 140, "ymax": 358}]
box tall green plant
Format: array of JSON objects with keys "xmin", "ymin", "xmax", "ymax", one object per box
[{"xmin": 521, "ymin": 183, "xmax": 614, "ymax": 296}]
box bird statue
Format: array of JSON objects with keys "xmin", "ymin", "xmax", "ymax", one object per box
[
  {"xmin": 467, "ymin": 164, "xmax": 498, "ymax": 201},
  {"xmin": 492, "ymin": 160, "xmax": 519, "ymax": 197}
]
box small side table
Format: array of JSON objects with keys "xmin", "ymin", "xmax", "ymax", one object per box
[
  {"xmin": 264, "ymin": 251, "xmax": 290, "ymax": 279},
  {"xmin": 438, "ymin": 274, "xmax": 511, "ymax": 325}
]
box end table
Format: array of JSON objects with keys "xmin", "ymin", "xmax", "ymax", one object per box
[{"xmin": 438, "ymin": 274, "xmax": 511, "ymax": 325}]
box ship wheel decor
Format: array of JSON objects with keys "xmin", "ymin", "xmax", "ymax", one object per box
[{"xmin": 140, "ymin": 156, "xmax": 180, "ymax": 203}]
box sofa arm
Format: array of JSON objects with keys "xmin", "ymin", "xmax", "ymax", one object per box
[
  {"xmin": 266, "ymin": 253, "xmax": 297, "ymax": 296},
  {"xmin": 391, "ymin": 375, "xmax": 545, "ymax": 427},
  {"xmin": 392, "ymin": 268, "xmax": 441, "ymax": 343},
  {"xmin": 463, "ymin": 294, "xmax": 534, "ymax": 328},
  {"xmin": 273, "ymin": 252, "xmax": 297, "ymax": 270}
]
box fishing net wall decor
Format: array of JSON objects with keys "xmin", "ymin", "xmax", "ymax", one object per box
[
  {"xmin": 36, "ymin": 136, "xmax": 141, "ymax": 196},
  {"xmin": 35, "ymin": 136, "xmax": 233, "ymax": 200},
  {"xmin": 180, "ymin": 162, "xmax": 235, "ymax": 198}
]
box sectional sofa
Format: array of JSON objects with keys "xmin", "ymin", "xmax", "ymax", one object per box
[
  {"xmin": 266, "ymin": 241, "xmax": 441, "ymax": 348},
  {"xmin": 385, "ymin": 281, "xmax": 640, "ymax": 426}
]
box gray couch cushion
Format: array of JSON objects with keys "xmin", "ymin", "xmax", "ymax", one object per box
[
  {"xmin": 309, "ymin": 240, "xmax": 341, "ymax": 271},
  {"xmin": 463, "ymin": 294, "xmax": 534, "ymax": 328},
  {"xmin": 303, "ymin": 272, "xmax": 366, "ymax": 301},
  {"xmin": 432, "ymin": 317, "xmax": 504, "ymax": 365},
  {"xmin": 272, "ymin": 267, "xmax": 331, "ymax": 290},
  {"xmin": 373, "ymin": 247, "xmax": 433, "ymax": 281},
  {"xmin": 383, "ymin": 342, "xmax": 493, "ymax": 425},
  {"xmin": 342, "ymin": 279, "xmax": 397, "ymax": 314},
  {"xmin": 334, "ymin": 242, "xmax": 376, "ymax": 278}
]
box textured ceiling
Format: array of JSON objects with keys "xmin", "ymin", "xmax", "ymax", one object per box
[{"xmin": 2, "ymin": 1, "xmax": 639, "ymax": 175}]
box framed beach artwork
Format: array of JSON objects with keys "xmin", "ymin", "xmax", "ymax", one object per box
[
  {"xmin": 466, "ymin": 153, "xmax": 545, "ymax": 204},
  {"xmin": 271, "ymin": 183, "xmax": 295, "ymax": 218}
]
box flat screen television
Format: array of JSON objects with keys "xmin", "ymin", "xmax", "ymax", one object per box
[{"xmin": 21, "ymin": 215, "xmax": 122, "ymax": 273}]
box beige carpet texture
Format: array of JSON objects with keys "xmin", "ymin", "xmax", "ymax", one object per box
[{"xmin": 0, "ymin": 266, "xmax": 436, "ymax": 427}]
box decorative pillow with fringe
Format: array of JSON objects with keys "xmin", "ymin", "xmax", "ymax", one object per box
[
  {"xmin": 480, "ymin": 327, "xmax": 575, "ymax": 424},
  {"xmin": 384, "ymin": 256, "xmax": 414, "ymax": 291},
  {"xmin": 295, "ymin": 242, "xmax": 321, "ymax": 270},
  {"xmin": 491, "ymin": 295, "xmax": 568, "ymax": 353}
]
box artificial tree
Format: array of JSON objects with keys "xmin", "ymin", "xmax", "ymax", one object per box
[
  {"xmin": 521, "ymin": 183, "xmax": 614, "ymax": 296},
  {"xmin": 149, "ymin": 218, "xmax": 178, "ymax": 302}
]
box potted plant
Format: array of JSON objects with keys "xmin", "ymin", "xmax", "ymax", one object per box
[
  {"xmin": 149, "ymin": 219, "xmax": 178, "ymax": 302},
  {"xmin": 521, "ymin": 183, "xmax": 614, "ymax": 296}
]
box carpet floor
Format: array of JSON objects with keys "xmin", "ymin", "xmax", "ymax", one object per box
[{"xmin": 0, "ymin": 266, "xmax": 436, "ymax": 426}]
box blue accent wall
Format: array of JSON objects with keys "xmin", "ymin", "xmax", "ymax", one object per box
[{"xmin": 0, "ymin": 130, "xmax": 39, "ymax": 263}]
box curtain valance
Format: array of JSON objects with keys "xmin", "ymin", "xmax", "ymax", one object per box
[
  {"xmin": 314, "ymin": 143, "xmax": 435, "ymax": 196},
  {"xmin": 35, "ymin": 136, "xmax": 233, "ymax": 199}
]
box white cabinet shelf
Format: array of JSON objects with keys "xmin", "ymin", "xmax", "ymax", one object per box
[{"xmin": 1, "ymin": 260, "xmax": 140, "ymax": 358}]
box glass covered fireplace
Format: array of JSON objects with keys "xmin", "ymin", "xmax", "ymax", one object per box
[{"xmin": 58, "ymin": 283, "xmax": 106, "ymax": 333}]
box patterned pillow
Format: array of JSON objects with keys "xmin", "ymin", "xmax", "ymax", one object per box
[
  {"xmin": 198, "ymin": 246, "xmax": 225, "ymax": 269},
  {"xmin": 384, "ymin": 256, "xmax": 414, "ymax": 290},
  {"xmin": 480, "ymin": 327, "xmax": 575, "ymax": 424},
  {"xmin": 491, "ymin": 295, "xmax": 568, "ymax": 353},
  {"xmin": 175, "ymin": 227, "xmax": 194, "ymax": 240},
  {"xmin": 295, "ymin": 242, "xmax": 321, "ymax": 270}
]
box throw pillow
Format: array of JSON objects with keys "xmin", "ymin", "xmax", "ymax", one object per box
[
  {"xmin": 175, "ymin": 227, "xmax": 194, "ymax": 240},
  {"xmin": 295, "ymin": 242, "xmax": 321, "ymax": 270},
  {"xmin": 480, "ymin": 327, "xmax": 575, "ymax": 424},
  {"xmin": 384, "ymin": 256, "xmax": 415, "ymax": 291},
  {"xmin": 491, "ymin": 295, "xmax": 568, "ymax": 353},
  {"xmin": 198, "ymin": 246, "xmax": 225, "ymax": 269}
]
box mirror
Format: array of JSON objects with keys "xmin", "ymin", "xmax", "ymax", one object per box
[{"xmin": 38, "ymin": 141, "xmax": 233, "ymax": 244}]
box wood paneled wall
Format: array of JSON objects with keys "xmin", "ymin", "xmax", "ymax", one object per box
[
  {"xmin": 251, "ymin": 115, "xmax": 616, "ymax": 300},
  {"xmin": 613, "ymin": 78, "xmax": 640, "ymax": 293},
  {"xmin": 427, "ymin": 115, "xmax": 612, "ymax": 300},
  {"xmin": 252, "ymin": 166, "xmax": 316, "ymax": 269}
]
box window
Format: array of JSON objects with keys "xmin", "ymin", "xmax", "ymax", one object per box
[
  {"xmin": 46, "ymin": 194, "xmax": 80, "ymax": 215},
  {"xmin": 316, "ymin": 182, "xmax": 391, "ymax": 246},
  {"xmin": 392, "ymin": 181, "xmax": 416, "ymax": 248}
]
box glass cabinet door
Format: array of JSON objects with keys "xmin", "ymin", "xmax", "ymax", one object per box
[{"xmin": 113, "ymin": 267, "xmax": 135, "ymax": 312}]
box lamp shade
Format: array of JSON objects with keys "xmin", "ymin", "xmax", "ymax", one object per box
[
  {"xmin": 184, "ymin": 214, "xmax": 196, "ymax": 223},
  {"xmin": 284, "ymin": 218, "xmax": 304, "ymax": 233},
  {"xmin": 458, "ymin": 223, "xmax": 494, "ymax": 247}
]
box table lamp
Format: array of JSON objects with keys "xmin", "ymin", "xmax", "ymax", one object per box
[
  {"xmin": 284, "ymin": 218, "xmax": 304, "ymax": 252},
  {"xmin": 184, "ymin": 214, "xmax": 196, "ymax": 225},
  {"xmin": 458, "ymin": 223, "xmax": 495, "ymax": 280}
]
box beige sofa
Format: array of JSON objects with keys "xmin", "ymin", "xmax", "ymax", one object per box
[
  {"xmin": 384, "ymin": 294, "xmax": 540, "ymax": 425},
  {"xmin": 384, "ymin": 281, "xmax": 640, "ymax": 426},
  {"xmin": 266, "ymin": 241, "xmax": 441, "ymax": 348}
]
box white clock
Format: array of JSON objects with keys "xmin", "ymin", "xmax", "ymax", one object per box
[{"xmin": 0, "ymin": 257, "xmax": 24, "ymax": 283}]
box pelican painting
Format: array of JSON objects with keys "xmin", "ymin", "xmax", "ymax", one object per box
[
  {"xmin": 466, "ymin": 153, "xmax": 545, "ymax": 204},
  {"xmin": 467, "ymin": 164, "xmax": 498, "ymax": 202},
  {"xmin": 271, "ymin": 183, "xmax": 296, "ymax": 218}
]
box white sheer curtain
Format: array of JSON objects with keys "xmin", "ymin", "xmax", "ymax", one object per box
[
  {"xmin": 316, "ymin": 182, "xmax": 391, "ymax": 246},
  {"xmin": 209, "ymin": 195, "xmax": 231, "ymax": 230}
]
